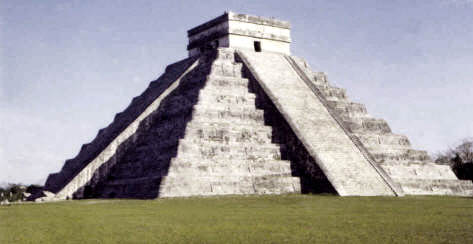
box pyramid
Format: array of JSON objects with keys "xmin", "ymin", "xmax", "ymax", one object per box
[{"xmin": 36, "ymin": 12, "xmax": 473, "ymax": 201}]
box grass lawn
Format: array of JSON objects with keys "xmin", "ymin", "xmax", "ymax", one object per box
[{"xmin": 1, "ymin": 194, "xmax": 472, "ymax": 243}]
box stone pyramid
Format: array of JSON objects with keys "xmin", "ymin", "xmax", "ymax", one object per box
[{"xmin": 36, "ymin": 12, "xmax": 473, "ymax": 201}]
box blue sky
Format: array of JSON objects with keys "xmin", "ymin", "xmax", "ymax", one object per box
[{"xmin": 1, "ymin": 0, "xmax": 472, "ymax": 184}]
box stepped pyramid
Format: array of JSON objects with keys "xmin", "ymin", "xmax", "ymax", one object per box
[{"xmin": 36, "ymin": 12, "xmax": 473, "ymax": 201}]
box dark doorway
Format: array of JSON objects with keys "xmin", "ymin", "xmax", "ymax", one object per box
[{"xmin": 254, "ymin": 41, "xmax": 262, "ymax": 52}]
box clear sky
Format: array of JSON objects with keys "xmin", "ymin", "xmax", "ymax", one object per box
[{"xmin": 1, "ymin": 0, "xmax": 472, "ymax": 185}]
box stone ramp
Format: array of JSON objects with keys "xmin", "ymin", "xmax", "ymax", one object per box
[{"xmin": 237, "ymin": 50, "xmax": 397, "ymax": 196}]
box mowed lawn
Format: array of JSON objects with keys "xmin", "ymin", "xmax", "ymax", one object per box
[{"xmin": 1, "ymin": 195, "xmax": 472, "ymax": 243}]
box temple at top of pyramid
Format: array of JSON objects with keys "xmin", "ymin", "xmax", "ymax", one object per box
[
  {"xmin": 187, "ymin": 11, "xmax": 291, "ymax": 56},
  {"xmin": 32, "ymin": 12, "xmax": 473, "ymax": 201}
]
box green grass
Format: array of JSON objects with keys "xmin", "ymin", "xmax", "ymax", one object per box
[{"xmin": 1, "ymin": 195, "xmax": 472, "ymax": 243}]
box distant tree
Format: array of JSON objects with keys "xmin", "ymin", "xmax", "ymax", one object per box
[
  {"xmin": 435, "ymin": 138, "xmax": 473, "ymax": 182},
  {"xmin": 0, "ymin": 183, "xmax": 44, "ymax": 203},
  {"xmin": 454, "ymin": 139, "xmax": 473, "ymax": 162}
]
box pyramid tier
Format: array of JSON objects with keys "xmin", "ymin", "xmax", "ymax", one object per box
[
  {"xmin": 370, "ymin": 148, "xmax": 430, "ymax": 162},
  {"xmin": 166, "ymin": 158, "xmax": 293, "ymax": 177},
  {"xmin": 184, "ymin": 122, "xmax": 273, "ymax": 144},
  {"xmin": 191, "ymin": 107, "xmax": 265, "ymax": 125},
  {"xmin": 176, "ymin": 139, "xmax": 283, "ymax": 161},
  {"xmin": 159, "ymin": 175, "xmax": 300, "ymax": 197},
  {"xmin": 397, "ymin": 179, "xmax": 473, "ymax": 196},
  {"xmin": 327, "ymin": 101, "xmax": 370, "ymax": 118},
  {"xmin": 353, "ymin": 132, "xmax": 411, "ymax": 147},
  {"xmin": 197, "ymin": 92, "xmax": 257, "ymax": 107},
  {"xmin": 381, "ymin": 160, "xmax": 457, "ymax": 180},
  {"xmin": 205, "ymin": 76, "xmax": 250, "ymax": 89}
]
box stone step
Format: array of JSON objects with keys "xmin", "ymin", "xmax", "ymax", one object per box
[
  {"xmin": 327, "ymin": 101, "xmax": 369, "ymax": 118},
  {"xmin": 197, "ymin": 92, "xmax": 256, "ymax": 106},
  {"xmin": 159, "ymin": 174, "xmax": 301, "ymax": 197},
  {"xmin": 205, "ymin": 75, "xmax": 250, "ymax": 89},
  {"xmin": 353, "ymin": 132, "xmax": 411, "ymax": 147},
  {"xmin": 193, "ymin": 102, "xmax": 257, "ymax": 112},
  {"xmin": 376, "ymin": 158, "xmax": 430, "ymax": 166},
  {"xmin": 191, "ymin": 108, "xmax": 265, "ymax": 125},
  {"xmin": 193, "ymin": 101, "xmax": 258, "ymax": 114},
  {"xmin": 364, "ymin": 144, "xmax": 413, "ymax": 153},
  {"xmin": 209, "ymin": 62, "xmax": 243, "ymax": 78},
  {"xmin": 302, "ymin": 71, "xmax": 330, "ymax": 86},
  {"xmin": 176, "ymin": 139, "xmax": 283, "ymax": 160},
  {"xmin": 345, "ymin": 118, "xmax": 392, "ymax": 134},
  {"xmin": 397, "ymin": 179, "xmax": 473, "ymax": 196},
  {"xmin": 371, "ymin": 148, "xmax": 431, "ymax": 162},
  {"xmin": 198, "ymin": 89, "xmax": 256, "ymax": 100},
  {"xmin": 316, "ymin": 86, "xmax": 347, "ymax": 101},
  {"xmin": 185, "ymin": 121, "xmax": 273, "ymax": 133},
  {"xmin": 184, "ymin": 123, "xmax": 273, "ymax": 144},
  {"xmin": 167, "ymin": 158, "xmax": 293, "ymax": 177},
  {"xmin": 381, "ymin": 162, "xmax": 458, "ymax": 180},
  {"xmin": 198, "ymin": 85, "xmax": 254, "ymax": 97}
]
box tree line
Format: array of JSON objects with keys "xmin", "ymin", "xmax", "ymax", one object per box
[{"xmin": 0, "ymin": 184, "xmax": 43, "ymax": 203}]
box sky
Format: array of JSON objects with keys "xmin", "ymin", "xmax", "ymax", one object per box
[{"xmin": 1, "ymin": 0, "xmax": 472, "ymax": 185}]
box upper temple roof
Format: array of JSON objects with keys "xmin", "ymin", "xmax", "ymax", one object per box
[{"xmin": 187, "ymin": 11, "xmax": 291, "ymax": 37}]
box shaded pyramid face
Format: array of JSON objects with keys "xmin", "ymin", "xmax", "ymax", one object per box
[{"xmin": 39, "ymin": 48, "xmax": 473, "ymax": 201}]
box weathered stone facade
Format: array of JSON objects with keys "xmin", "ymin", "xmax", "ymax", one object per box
[
  {"xmin": 35, "ymin": 12, "xmax": 473, "ymax": 201},
  {"xmin": 187, "ymin": 11, "xmax": 291, "ymax": 57}
]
